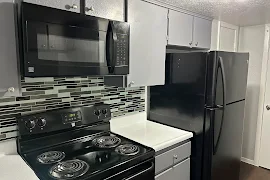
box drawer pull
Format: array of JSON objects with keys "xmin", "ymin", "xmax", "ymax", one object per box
[
  {"xmin": 0, "ymin": 87, "xmax": 15, "ymax": 93},
  {"xmin": 173, "ymin": 155, "xmax": 178, "ymax": 159}
]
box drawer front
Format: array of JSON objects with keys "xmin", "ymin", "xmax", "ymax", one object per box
[
  {"xmin": 173, "ymin": 141, "xmax": 191, "ymax": 164},
  {"xmin": 155, "ymin": 168, "xmax": 173, "ymax": 180},
  {"xmin": 155, "ymin": 158, "xmax": 191, "ymax": 180},
  {"xmin": 173, "ymin": 158, "xmax": 190, "ymax": 180},
  {"xmin": 155, "ymin": 141, "xmax": 191, "ymax": 174}
]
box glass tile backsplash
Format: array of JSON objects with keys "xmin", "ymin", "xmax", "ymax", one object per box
[{"xmin": 0, "ymin": 77, "xmax": 145, "ymax": 141}]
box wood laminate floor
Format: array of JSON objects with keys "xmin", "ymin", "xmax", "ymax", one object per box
[{"xmin": 240, "ymin": 162, "xmax": 270, "ymax": 180}]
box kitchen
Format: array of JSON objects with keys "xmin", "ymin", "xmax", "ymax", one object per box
[{"xmin": 0, "ymin": 0, "xmax": 269, "ymax": 180}]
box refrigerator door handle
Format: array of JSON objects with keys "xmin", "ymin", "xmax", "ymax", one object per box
[{"xmin": 213, "ymin": 56, "xmax": 227, "ymax": 155}]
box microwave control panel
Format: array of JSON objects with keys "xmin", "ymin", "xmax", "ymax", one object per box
[{"xmin": 115, "ymin": 34, "xmax": 129, "ymax": 66}]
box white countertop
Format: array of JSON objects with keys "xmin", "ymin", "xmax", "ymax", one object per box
[
  {"xmin": 0, "ymin": 154, "xmax": 38, "ymax": 180},
  {"xmin": 111, "ymin": 112, "xmax": 193, "ymax": 152}
]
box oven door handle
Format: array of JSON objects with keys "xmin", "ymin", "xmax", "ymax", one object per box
[{"xmin": 123, "ymin": 162, "xmax": 154, "ymax": 180}]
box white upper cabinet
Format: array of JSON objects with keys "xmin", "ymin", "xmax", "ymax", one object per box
[
  {"xmin": 168, "ymin": 10, "xmax": 193, "ymax": 47},
  {"xmin": 168, "ymin": 10, "xmax": 212, "ymax": 49},
  {"xmin": 85, "ymin": 0, "xmax": 124, "ymax": 21},
  {"xmin": 127, "ymin": 0, "xmax": 167, "ymax": 87},
  {"xmin": 193, "ymin": 17, "xmax": 212, "ymax": 49},
  {"xmin": 0, "ymin": 0, "xmax": 21, "ymax": 97},
  {"xmin": 23, "ymin": 0, "xmax": 81, "ymax": 13}
]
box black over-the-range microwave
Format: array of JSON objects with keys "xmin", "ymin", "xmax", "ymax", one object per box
[{"xmin": 21, "ymin": 2, "xmax": 130, "ymax": 77}]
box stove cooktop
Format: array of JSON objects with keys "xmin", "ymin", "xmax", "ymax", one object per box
[
  {"xmin": 17, "ymin": 105, "xmax": 155, "ymax": 180},
  {"xmin": 22, "ymin": 132, "xmax": 153, "ymax": 180}
]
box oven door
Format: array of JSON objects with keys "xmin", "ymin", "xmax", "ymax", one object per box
[
  {"xmin": 106, "ymin": 158, "xmax": 155, "ymax": 180},
  {"xmin": 23, "ymin": 21, "xmax": 110, "ymax": 77}
]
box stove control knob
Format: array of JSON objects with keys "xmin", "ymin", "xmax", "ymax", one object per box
[
  {"xmin": 94, "ymin": 110, "xmax": 101, "ymax": 116},
  {"xmin": 102, "ymin": 109, "xmax": 108, "ymax": 114},
  {"xmin": 37, "ymin": 118, "xmax": 46, "ymax": 128},
  {"xmin": 25, "ymin": 120, "xmax": 35, "ymax": 130}
]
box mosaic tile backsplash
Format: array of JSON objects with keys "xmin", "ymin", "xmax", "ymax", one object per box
[{"xmin": 0, "ymin": 77, "xmax": 145, "ymax": 141}]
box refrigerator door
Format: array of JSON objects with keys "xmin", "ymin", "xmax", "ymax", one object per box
[
  {"xmin": 214, "ymin": 52, "xmax": 249, "ymax": 105},
  {"xmin": 211, "ymin": 101, "xmax": 245, "ymax": 180}
]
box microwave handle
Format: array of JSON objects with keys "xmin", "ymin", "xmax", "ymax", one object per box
[{"xmin": 106, "ymin": 22, "xmax": 117, "ymax": 74}]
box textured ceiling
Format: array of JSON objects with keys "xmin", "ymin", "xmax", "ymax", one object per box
[{"xmin": 157, "ymin": 0, "xmax": 270, "ymax": 26}]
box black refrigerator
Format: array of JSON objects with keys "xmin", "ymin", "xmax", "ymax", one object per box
[{"xmin": 149, "ymin": 51, "xmax": 249, "ymax": 180}]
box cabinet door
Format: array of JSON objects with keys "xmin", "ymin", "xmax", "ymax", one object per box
[
  {"xmin": 173, "ymin": 158, "xmax": 190, "ymax": 180},
  {"xmin": 23, "ymin": 0, "xmax": 81, "ymax": 13},
  {"xmin": 193, "ymin": 17, "xmax": 212, "ymax": 49},
  {"xmin": 127, "ymin": 0, "xmax": 167, "ymax": 87},
  {"xmin": 168, "ymin": 10, "xmax": 193, "ymax": 47},
  {"xmin": 0, "ymin": 0, "xmax": 20, "ymax": 97},
  {"xmin": 85, "ymin": 0, "xmax": 124, "ymax": 21}
]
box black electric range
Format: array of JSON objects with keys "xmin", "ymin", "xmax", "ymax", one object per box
[{"xmin": 17, "ymin": 104, "xmax": 155, "ymax": 180}]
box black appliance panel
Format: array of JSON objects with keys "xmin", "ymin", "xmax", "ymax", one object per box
[
  {"xmin": 212, "ymin": 52, "xmax": 249, "ymax": 105},
  {"xmin": 166, "ymin": 53, "xmax": 208, "ymax": 95},
  {"xmin": 150, "ymin": 87, "xmax": 206, "ymax": 134},
  {"xmin": 17, "ymin": 105, "xmax": 111, "ymax": 137},
  {"xmin": 22, "ymin": 2, "xmax": 129, "ymax": 77},
  {"xmin": 211, "ymin": 101, "xmax": 245, "ymax": 180},
  {"xmin": 22, "ymin": 132, "xmax": 154, "ymax": 180},
  {"xmin": 149, "ymin": 86, "xmax": 206, "ymax": 180},
  {"xmin": 17, "ymin": 104, "xmax": 155, "ymax": 180}
]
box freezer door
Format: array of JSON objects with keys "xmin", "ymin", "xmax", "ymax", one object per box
[
  {"xmin": 215, "ymin": 52, "xmax": 249, "ymax": 105},
  {"xmin": 211, "ymin": 101, "xmax": 245, "ymax": 180},
  {"xmin": 166, "ymin": 52, "xmax": 208, "ymax": 96}
]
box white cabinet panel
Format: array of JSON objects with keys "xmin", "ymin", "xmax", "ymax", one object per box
[
  {"xmin": 85, "ymin": 0, "xmax": 124, "ymax": 21},
  {"xmin": 23, "ymin": 0, "xmax": 81, "ymax": 13},
  {"xmin": 193, "ymin": 17, "xmax": 212, "ymax": 49},
  {"xmin": 0, "ymin": 0, "xmax": 21, "ymax": 97},
  {"xmin": 127, "ymin": 0, "xmax": 167, "ymax": 87},
  {"xmin": 168, "ymin": 10, "xmax": 193, "ymax": 47}
]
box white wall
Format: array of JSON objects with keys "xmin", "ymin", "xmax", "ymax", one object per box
[
  {"xmin": 211, "ymin": 20, "xmax": 239, "ymax": 52},
  {"xmin": 238, "ymin": 25, "xmax": 267, "ymax": 163}
]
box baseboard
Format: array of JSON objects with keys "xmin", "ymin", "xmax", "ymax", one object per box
[{"xmin": 241, "ymin": 157, "xmax": 256, "ymax": 166}]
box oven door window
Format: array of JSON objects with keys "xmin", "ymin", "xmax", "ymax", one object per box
[{"xmin": 26, "ymin": 21, "xmax": 107, "ymax": 67}]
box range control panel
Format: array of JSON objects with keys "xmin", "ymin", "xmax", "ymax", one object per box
[{"xmin": 17, "ymin": 104, "xmax": 111, "ymax": 136}]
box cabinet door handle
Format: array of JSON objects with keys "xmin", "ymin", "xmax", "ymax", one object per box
[
  {"xmin": 266, "ymin": 105, "xmax": 270, "ymax": 111},
  {"xmin": 129, "ymin": 81, "xmax": 135, "ymax": 87},
  {"xmin": 173, "ymin": 155, "xmax": 178, "ymax": 159},
  {"xmin": 189, "ymin": 42, "xmax": 193, "ymax": 46},
  {"xmin": 85, "ymin": 6, "xmax": 94, "ymax": 12},
  {"xmin": 0, "ymin": 87, "xmax": 15, "ymax": 93},
  {"xmin": 195, "ymin": 42, "xmax": 199, "ymax": 46},
  {"xmin": 66, "ymin": 4, "xmax": 78, "ymax": 10}
]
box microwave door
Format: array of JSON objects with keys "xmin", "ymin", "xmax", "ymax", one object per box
[{"xmin": 24, "ymin": 21, "xmax": 109, "ymax": 76}]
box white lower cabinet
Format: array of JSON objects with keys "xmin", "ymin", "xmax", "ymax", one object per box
[{"xmin": 155, "ymin": 158, "xmax": 190, "ymax": 180}]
